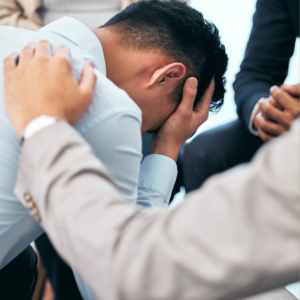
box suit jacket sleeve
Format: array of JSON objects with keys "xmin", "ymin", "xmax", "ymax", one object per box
[
  {"xmin": 15, "ymin": 120, "xmax": 299, "ymax": 300},
  {"xmin": 233, "ymin": 0, "xmax": 298, "ymax": 129}
]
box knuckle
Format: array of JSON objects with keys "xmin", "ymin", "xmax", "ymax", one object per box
[
  {"xmin": 259, "ymin": 102, "xmax": 268, "ymax": 113},
  {"xmin": 259, "ymin": 120, "xmax": 268, "ymax": 131},
  {"xmin": 291, "ymin": 107, "xmax": 300, "ymax": 117},
  {"xmin": 285, "ymin": 111, "xmax": 294, "ymax": 122},
  {"xmin": 264, "ymin": 104, "xmax": 272, "ymax": 115},
  {"xmin": 35, "ymin": 55, "xmax": 47, "ymax": 64},
  {"xmin": 282, "ymin": 112, "xmax": 294, "ymax": 127},
  {"xmin": 56, "ymin": 56, "xmax": 71, "ymax": 68},
  {"xmin": 179, "ymin": 108, "xmax": 190, "ymax": 119}
]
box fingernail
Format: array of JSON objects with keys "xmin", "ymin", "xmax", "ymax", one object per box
[
  {"xmin": 87, "ymin": 61, "xmax": 94, "ymax": 68},
  {"xmin": 26, "ymin": 41, "xmax": 36, "ymax": 48},
  {"xmin": 257, "ymin": 112, "xmax": 263, "ymax": 119},
  {"xmin": 11, "ymin": 52, "xmax": 19, "ymax": 58},
  {"xmin": 187, "ymin": 78, "xmax": 198, "ymax": 87},
  {"xmin": 258, "ymin": 98, "xmax": 267, "ymax": 103},
  {"xmin": 270, "ymin": 85, "xmax": 278, "ymax": 92}
]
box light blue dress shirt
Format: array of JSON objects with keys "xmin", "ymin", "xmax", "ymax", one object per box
[{"xmin": 0, "ymin": 17, "xmax": 177, "ymax": 299}]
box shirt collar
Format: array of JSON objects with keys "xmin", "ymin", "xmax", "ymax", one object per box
[{"xmin": 39, "ymin": 17, "xmax": 106, "ymax": 75}]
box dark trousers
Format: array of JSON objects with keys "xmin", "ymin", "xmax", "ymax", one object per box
[
  {"xmin": 182, "ymin": 119, "xmax": 264, "ymax": 192},
  {"xmin": 0, "ymin": 246, "xmax": 38, "ymax": 300},
  {"xmin": 35, "ymin": 234, "xmax": 83, "ymax": 300}
]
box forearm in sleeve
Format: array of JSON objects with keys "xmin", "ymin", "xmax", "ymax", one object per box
[
  {"xmin": 233, "ymin": 0, "xmax": 297, "ymax": 128},
  {"xmin": 15, "ymin": 121, "xmax": 299, "ymax": 300}
]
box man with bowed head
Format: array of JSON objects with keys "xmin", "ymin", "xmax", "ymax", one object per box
[{"xmin": 0, "ymin": 0, "xmax": 227, "ymax": 298}]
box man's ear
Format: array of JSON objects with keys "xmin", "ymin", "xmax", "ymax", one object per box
[{"xmin": 148, "ymin": 63, "xmax": 186, "ymax": 87}]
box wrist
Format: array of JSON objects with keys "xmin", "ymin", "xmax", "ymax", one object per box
[
  {"xmin": 21, "ymin": 115, "xmax": 61, "ymax": 142},
  {"xmin": 152, "ymin": 143, "xmax": 181, "ymax": 162}
]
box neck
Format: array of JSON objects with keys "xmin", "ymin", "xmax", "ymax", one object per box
[{"xmin": 92, "ymin": 28, "xmax": 134, "ymax": 87}]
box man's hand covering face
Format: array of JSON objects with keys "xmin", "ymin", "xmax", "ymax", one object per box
[{"xmin": 151, "ymin": 78, "xmax": 215, "ymax": 161}]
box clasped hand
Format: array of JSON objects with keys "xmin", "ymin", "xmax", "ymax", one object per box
[{"xmin": 254, "ymin": 84, "xmax": 299, "ymax": 141}]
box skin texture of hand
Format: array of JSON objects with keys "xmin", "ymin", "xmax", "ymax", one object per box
[
  {"xmin": 150, "ymin": 77, "xmax": 215, "ymax": 161},
  {"xmin": 254, "ymin": 83, "xmax": 300, "ymax": 141},
  {"xmin": 4, "ymin": 40, "xmax": 97, "ymax": 139}
]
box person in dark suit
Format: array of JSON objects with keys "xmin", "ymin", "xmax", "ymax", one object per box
[{"xmin": 181, "ymin": 0, "xmax": 300, "ymax": 193}]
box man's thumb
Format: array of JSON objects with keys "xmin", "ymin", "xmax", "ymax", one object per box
[{"xmin": 281, "ymin": 84, "xmax": 300, "ymax": 97}]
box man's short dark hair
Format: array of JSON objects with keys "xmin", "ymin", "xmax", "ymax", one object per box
[{"xmin": 102, "ymin": 0, "xmax": 228, "ymax": 111}]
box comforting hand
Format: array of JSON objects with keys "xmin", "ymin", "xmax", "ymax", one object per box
[
  {"xmin": 4, "ymin": 40, "xmax": 97, "ymax": 139},
  {"xmin": 151, "ymin": 78, "xmax": 215, "ymax": 161},
  {"xmin": 254, "ymin": 83, "xmax": 299, "ymax": 141}
]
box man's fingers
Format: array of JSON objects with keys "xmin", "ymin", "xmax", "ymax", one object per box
[
  {"xmin": 259, "ymin": 101, "xmax": 290, "ymax": 129},
  {"xmin": 257, "ymin": 128, "xmax": 274, "ymax": 142},
  {"xmin": 281, "ymin": 84, "xmax": 300, "ymax": 97},
  {"xmin": 194, "ymin": 78, "xmax": 215, "ymax": 113},
  {"xmin": 270, "ymin": 86, "xmax": 299, "ymax": 115},
  {"xmin": 3, "ymin": 52, "xmax": 19, "ymax": 73},
  {"xmin": 266, "ymin": 96, "xmax": 283, "ymax": 110},
  {"xmin": 79, "ymin": 61, "xmax": 97, "ymax": 102},
  {"xmin": 35, "ymin": 40, "xmax": 53, "ymax": 58},
  {"xmin": 19, "ymin": 42, "xmax": 36, "ymax": 65},
  {"xmin": 178, "ymin": 77, "xmax": 198, "ymax": 114},
  {"xmin": 55, "ymin": 45, "xmax": 72, "ymax": 64},
  {"xmin": 255, "ymin": 113, "xmax": 287, "ymax": 136}
]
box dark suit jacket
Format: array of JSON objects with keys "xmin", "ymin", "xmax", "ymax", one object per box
[{"xmin": 233, "ymin": 0, "xmax": 299, "ymax": 129}]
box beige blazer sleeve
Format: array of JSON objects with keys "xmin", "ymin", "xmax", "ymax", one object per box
[
  {"xmin": 15, "ymin": 120, "xmax": 299, "ymax": 300},
  {"xmin": 0, "ymin": 0, "xmax": 42, "ymax": 30}
]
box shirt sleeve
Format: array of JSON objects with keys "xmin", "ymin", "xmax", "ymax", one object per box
[
  {"xmin": 82, "ymin": 113, "xmax": 177, "ymax": 209},
  {"xmin": 248, "ymin": 101, "xmax": 260, "ymax": 136},
  {"xmin": 138, "ymin": 154, "xmax": 177, "ymax": 208},
  {"xmin": 0, "ymin": 113, "xmax": 43, "ymax": 269},
  {"xmin": 82, "ymin": 113, "xmax": 142, "ymax": 204}
]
